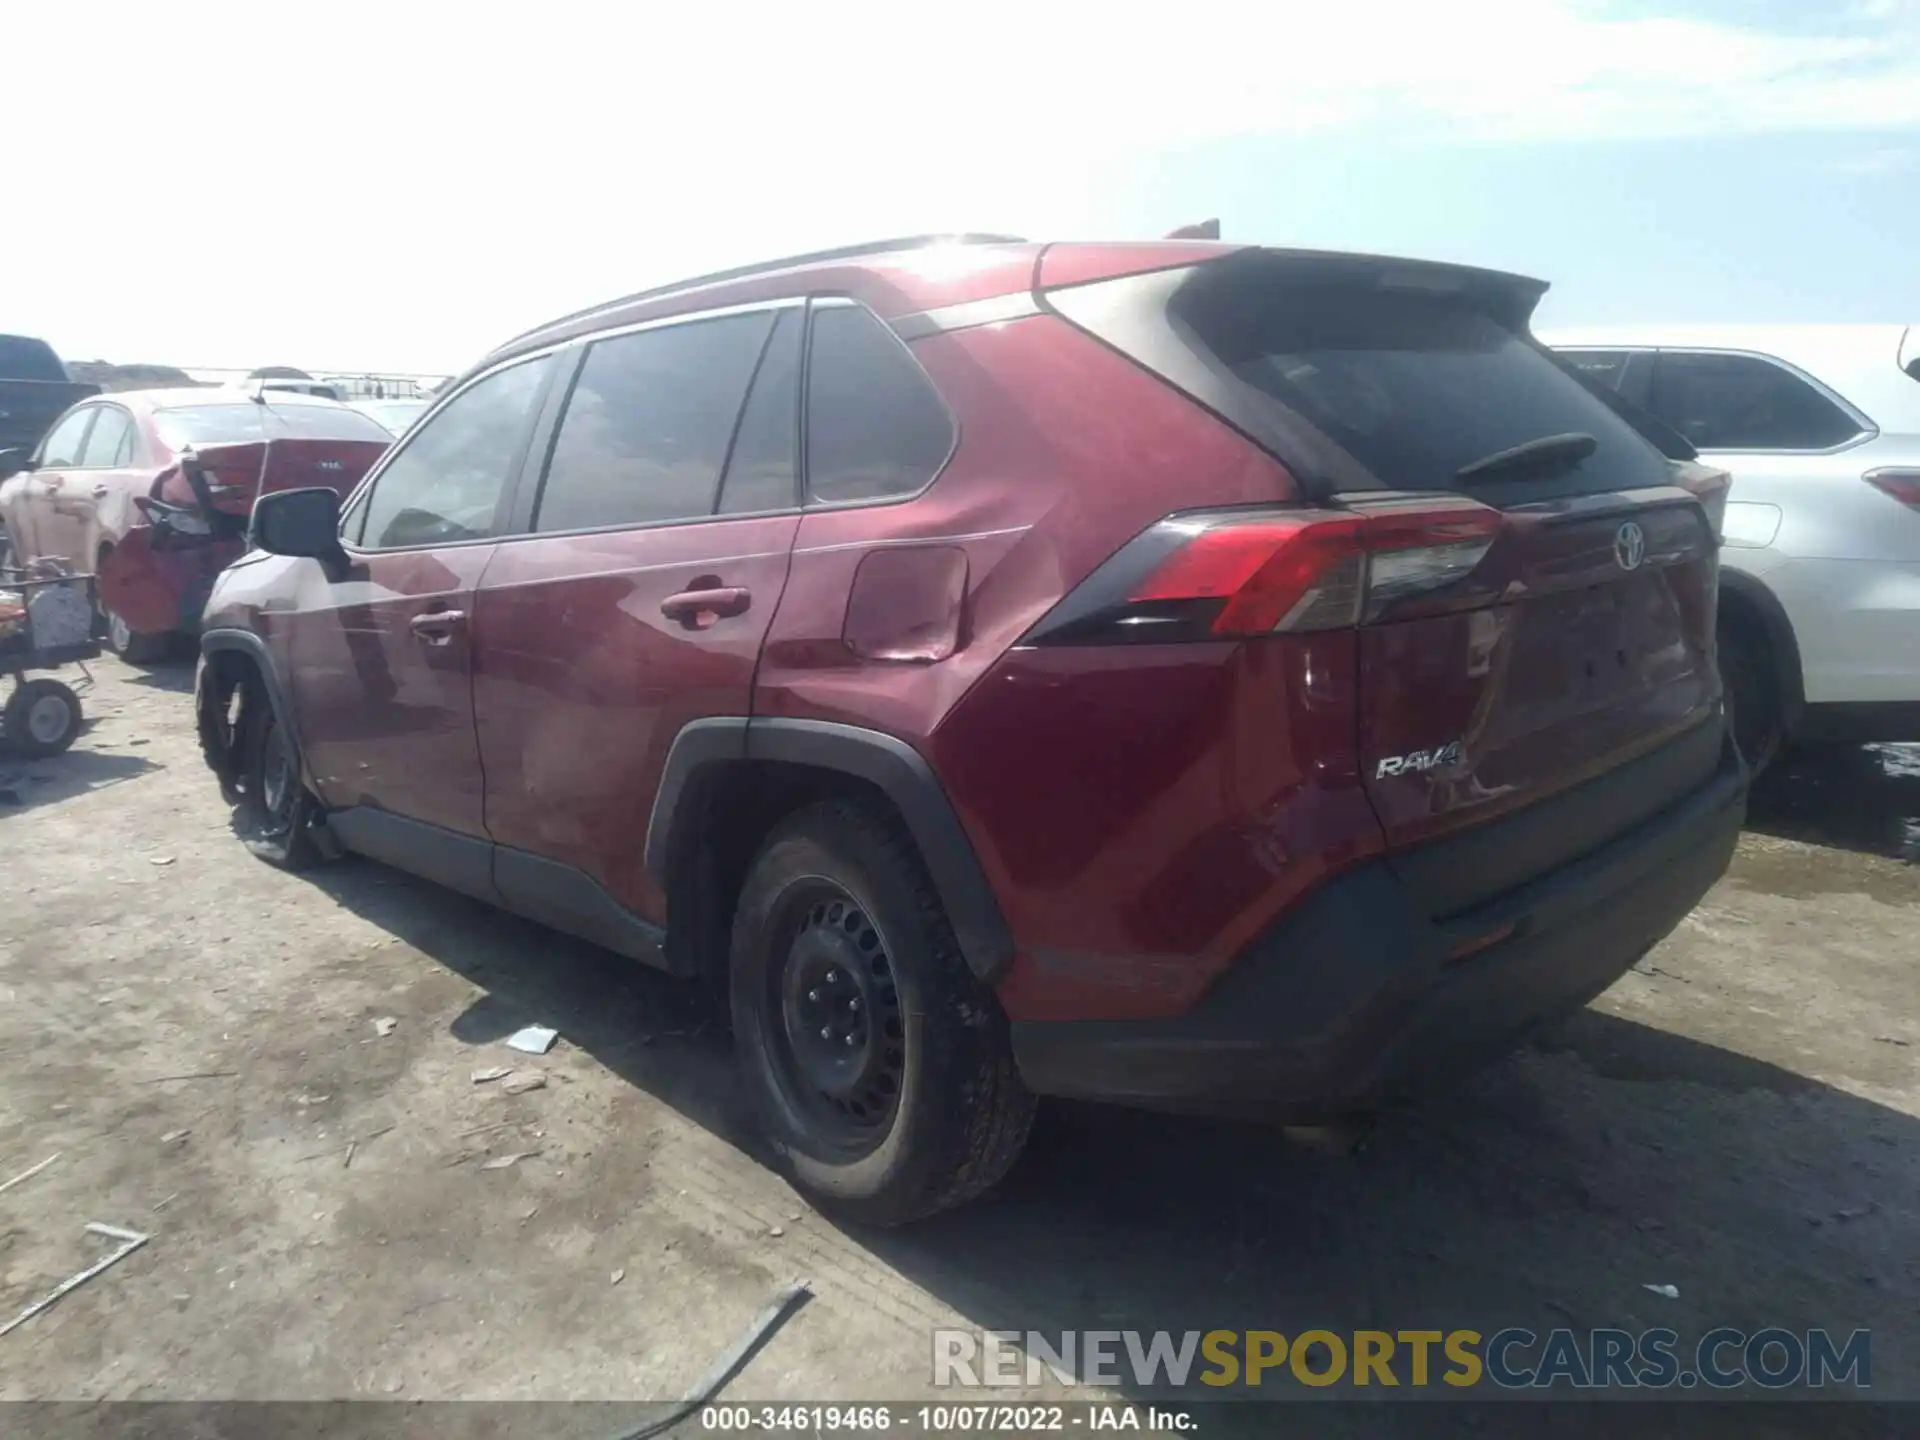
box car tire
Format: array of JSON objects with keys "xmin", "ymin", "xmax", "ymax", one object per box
[
  {"xmin": 232, "ymin": 682, "xmax": 320, "ymax": 869},
  {"xmin": 3, "ymin": 678, "xmax": 83, "ymax": 757},
  {"xmin": 105, "ymin": 606, "xmax": 172, "ymax": 665},
  {"xmin": 1719, "ymin": 616, "xmax": 1780, "ymax": 774},
  {"xmin": 729, "ymin": 800, "xmax": 1035, "ymax": 1226}
]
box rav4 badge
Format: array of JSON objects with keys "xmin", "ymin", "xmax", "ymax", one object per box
[{"xmin": 1375, "ymin": 741, "xmax": 1465, "ymax": 779}]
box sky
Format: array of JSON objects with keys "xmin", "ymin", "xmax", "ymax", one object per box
[{"xmin": 5, "ymin": 0, "xmax": 1917, "ymax": 377}]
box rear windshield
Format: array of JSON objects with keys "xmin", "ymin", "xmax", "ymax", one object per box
[
  {"xmin": 0, "ymin": 335, "xmax": 67, "ymax": 382},
  {"xmin": 1179, "ymin": 284, "xmax": 1672, "ymax": 495},
  {"xmin": 154, "ymin": 401, "xmax": 392, "ymax": 448}
]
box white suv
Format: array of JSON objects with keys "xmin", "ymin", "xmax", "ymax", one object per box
[{"xmin": 1545, "ymin": 325, "xmax": 1920, "ymax": 766}]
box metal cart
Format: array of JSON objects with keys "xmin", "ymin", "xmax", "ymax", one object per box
[{"xmin": 0, "ymin": 569, "xmax": 100, "ymax": 757}]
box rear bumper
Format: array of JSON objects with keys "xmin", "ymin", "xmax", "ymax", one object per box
[
  {"xmin": 1011, "ymin": 732, "xmax": 1746, "ymax": 1118},
  {"xmin": 97, "ymin": 528, "xmax": 242, "ymax": 637}
]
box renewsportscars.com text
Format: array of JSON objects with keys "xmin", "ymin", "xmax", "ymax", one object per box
[{"xmin": 932, "ymin": 1327, "xmax": 1871, "ymax": 1391}]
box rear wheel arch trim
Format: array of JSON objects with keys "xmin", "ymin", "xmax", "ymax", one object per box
[
  {"xmin": 646, "ymin": 717, "xmax": 1015, "ymax": 984},
  {"xmin": 1717, "ymin": 571, "xmax": 1804, "ymax": 732}
]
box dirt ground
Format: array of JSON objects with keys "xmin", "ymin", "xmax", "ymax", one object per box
[{"xmin": 1, "ymin": 654, "xmax": 1915, "ymax": 1415}]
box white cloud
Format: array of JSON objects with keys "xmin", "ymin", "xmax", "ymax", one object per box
[{"xmin": 2, "ymin": 0, "xmax": 1915, "ymax": 370}]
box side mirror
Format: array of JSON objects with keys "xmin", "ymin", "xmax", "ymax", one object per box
[
  {"xmin": 0, "ymin": 449, "xmax": 35, "ymax": 482},
  {"xmin": 252, "ymin": 487, "xmax": 347, "ymax": 577}
]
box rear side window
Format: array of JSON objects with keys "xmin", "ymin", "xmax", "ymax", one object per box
[
  {"xmin": 1184, "ymin": 286, "xmax": 1671, "ymax": 494},
  {"xmin": 805, "ymin": 303, "xmax": 954, "ymax": 504},
  {"xmin": 535, "ymin": 312, "xmax": 773, "ymax": 532},
  {"xmin": 78, "ymin": 407, "xmax": 134, "ymax": 467},
  {"xmin": 1562, "ymin": 351, "xmax": 1630, "ymax": 389},
  {"xmin": 717, "ymin": 311, "xmax": 801, "ymax": 515},
  {"xmin": 1647, "ymin": 351, "xmax": 1867, "ymax": 452}
]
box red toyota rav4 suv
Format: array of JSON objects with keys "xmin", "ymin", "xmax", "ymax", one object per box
[{"xmin": 197, "ymin": 236, "xmax": 1746, "ymax": 1224}]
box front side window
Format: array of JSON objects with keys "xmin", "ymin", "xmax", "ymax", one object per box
[
  {"xmin": 356, "ymin": 355, "xmax": 553, "ymax": 550},
  {"xmin": 805, "ymin": 303, "xmax": 954, "ymax": 504},
  {"xmin": 534, "ymin": 311, "xmax": 773, "ymax": 533},
  {"xmin": 1648, "ymin": 351, "xmax": 1867, "ymax": 452},
  {"xmin": 37, "ymin": 408, "xmax": 96, "ymax": 468},
  {"xmin": 78, "ymin": 407, "xmax": 134, "ymax": 468}
]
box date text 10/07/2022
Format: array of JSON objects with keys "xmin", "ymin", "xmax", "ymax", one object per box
[{"xmin": 700, "ymin": 1404, "xmax": 1196, "ymax": 1432}]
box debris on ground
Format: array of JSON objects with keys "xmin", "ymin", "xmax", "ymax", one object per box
[
  {"xmin": 611, "ymin": 1268, "xmax": 626, "ymax": 1285},
  {"xmin": 139, "ymin": 1071, "xmax": 236, "ymax": 1085},
  {"xmin": 608, "ymin": 1282, "xmax": 813, "ymax": 1440},
  {"xmin": 480, "ymin": 1151, "xmax": 540, "ymax": 1171},
  {"xmin": 502, "ymin": 1072, "xmax": 547, "ymax": 1095},
  {"xmin": 505, "ymin": 1025, "xmax": 558, "ymax": 1055},
  {"xmin": 297, "ymin": 1124, "xmax": 394, "ymax": 1165},
  {"xmin": 148, "ymin": 856, "xmax": 175, "ymax": 867},
  {"xmin": 152, "ymin": 1193, "xmax": 178, "ymax": 1212},
  {"xmin": 1642, "ymin": 1283, "xmax": 1680, "ymax": 1299},
  {"xmin": 371, "ymin": 1017, "xmax": 398, "ymax": 1037},
  {"xmin": 0, "ymin": 1223, "xmax": 152, "ymax": 1339},
  {"xmin": 454, "ymin": 1120, "xmax": 519, "ymax": 1140},
  {"xmin": 470, "ymin": 1066, "xmax": 512, "ymax": 1085},
  {"xmin": 768, "ymin": 1226, "xmax": 785, "ymax": 1238},
  {"xmin": 160, "ymin": 1130, "xmax": 190, "ymax": 1147},
  {"xmin": 0, "ymin": 1153, "xmax": 60, "ymax": 1195},
  {"xmin": 295, "ymin": 1092, "xmax": 331, "ymax": 1106}
]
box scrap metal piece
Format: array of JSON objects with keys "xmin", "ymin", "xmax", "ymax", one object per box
[
  {"xmin": 0, "ymin": 1223, "xmax": 152, "ymax": 1339},
  {"xmin": 0, "ymin": 1153, "xmax": 59, "ymax": 1196},
  {"xmin": 607, "ymin": 1281, "xmax": 813, "ymax": 1440}
]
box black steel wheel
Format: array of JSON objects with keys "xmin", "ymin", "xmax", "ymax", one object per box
[
  {"xmin": 758, "ymin": 884, "xmax": 906, "ymax": 1156},
  {"xmin": 730, "ymin": 801, "xmax": 1035, "ymax": 1225}
]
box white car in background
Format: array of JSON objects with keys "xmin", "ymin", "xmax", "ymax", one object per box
[
  {"xmin": 1545, "ymin": 325, "xmax": 1920, "ymax": 767},
  {"xmin": 348, "ymin": 397, "xmax": 430, "ymax": 436}
]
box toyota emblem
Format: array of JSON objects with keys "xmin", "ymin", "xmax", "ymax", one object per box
[{"xmin": 1614, "ymin": 520, "xmax": 1646, "ymax": 572}]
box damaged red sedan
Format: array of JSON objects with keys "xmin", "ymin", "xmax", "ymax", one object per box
[{"xmin": 0, "ymin": 390, "xmax": 390, "ymax": 660}]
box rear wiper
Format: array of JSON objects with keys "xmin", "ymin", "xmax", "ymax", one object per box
[{"xmin": 1454, "ymin": 432, "xmax": 1597, "ymax": 482}]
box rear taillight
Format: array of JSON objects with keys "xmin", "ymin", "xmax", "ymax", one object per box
[
  {"xmin": 1670, "ymin": 460, "xmax": 1731, "ymax": 541},
  {"xmin": 1865, "ymin": 468, "xmax": 1920, "ymax": 511},
  {"xmin": 1024, "ymin": 501, "xmax": 1502, "ymax": 646}
]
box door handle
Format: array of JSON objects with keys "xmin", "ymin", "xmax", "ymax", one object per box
[
  {"xmin": 661, "ymin": 586, "xmax": 750, "ymax": 623},
  {"xmin": 408, "ymin": 608, "xmax": 467, "ymax": 645},
  {"xmin": 92, "ymin": 484, "xmax": 111, "ymax": 499}
]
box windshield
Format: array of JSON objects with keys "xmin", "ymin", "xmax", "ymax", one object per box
[
  {"xmin": 153, "ymin": 401, "xmax": 392, "ymax": 449},
  {"xmin": 1178, "ymin": 282, "xmax": 1672, "ymax": 495}
]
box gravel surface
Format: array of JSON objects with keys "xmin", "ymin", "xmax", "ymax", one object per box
[{"xmin": 1, "ymin": 656, "xmax": 1914, "ymax": 1414}]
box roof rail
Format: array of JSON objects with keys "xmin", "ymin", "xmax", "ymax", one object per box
[{"xmin": 497, "ymin": 233, "xmax": 1027, "ymax": 353}]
